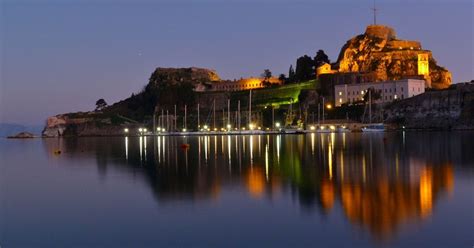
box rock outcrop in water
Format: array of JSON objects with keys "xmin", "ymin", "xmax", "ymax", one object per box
[
  {"xmin": 7, "ymin": 131, "xmax": 36, "ymax": 139},
  {"xmin": 333, "ymin": 25, "xmax": 452, "ymax": 89}
]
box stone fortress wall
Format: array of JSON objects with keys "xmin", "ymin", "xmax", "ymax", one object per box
[
  {"xmin": 386, "ymin": 40, "xmax": 422, "ymax": 50},
  {"xmin": 365, "ymin": 25, "xmax": 396, "ymax": 40}
]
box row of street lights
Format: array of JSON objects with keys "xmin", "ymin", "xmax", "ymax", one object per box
[{"xmin": 124, "ymin": 122, "xmax": 283, "ymax": 135}]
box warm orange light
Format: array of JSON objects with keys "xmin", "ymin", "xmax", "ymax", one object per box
[
  {"xmin": 247, "ymin": 168, "xmax": 265, "ymax": 197},
  {"xmin": 326, "ymin": 104, "xmax": 332, "ymax": 109},
  {"xmin": 419, "ymin": 167, "xmax": 433, "ymax": 218}
]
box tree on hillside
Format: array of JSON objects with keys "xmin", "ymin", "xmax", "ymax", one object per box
[
  {"xmin": 363, "ymin": 87, "xmax": 382, "ymax": 102},
  {"xmin": 262, "ymin": 69, "xmax": 272, "ymax": 81},
  {"xmin": 314, "ymin": 50, "xmax": 330, "ymax": 67},
  {"xmin": 95, "ymin": 98, "xmax": 108, "ymax": 111},
  {"xmin": 288, "ymin": 65, "xmax": 295, "ymax": 83},
  {"xmin": 295, "ymin": 55, "xmax": 315, "ymax": 82},
  {"xmin": 278, "ymin": 74, "xmax": 287, "ymax": 84}
]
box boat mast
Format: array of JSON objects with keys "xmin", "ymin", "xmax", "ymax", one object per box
[
  {"xmin": 238, "ymin": 100, "xmax": 241, "ymax": 129},
  {"xmin": 213, "ymin": 99, "xmax": 216, "ymax": 130},
  {"xmin": 318, "ymin": 102, "xmax": 320, "ymax": 125},
  {"xmin": 153, "ymin": 110, "xmax": 156, "ymax": 134},
  {"xmin": 174, "ymin": 105, "xmax": 177, "ymax": 131},
  {"xmin": 197, "ymin": 103, "xmax": 200, "ymax": 130},
  {"xmin": 369, "ymin": 90, "xmax": 372, "ymax": 124},
  {"xmin": 322, "ymin": 97, "xmax": 325, "ymax": 124},
  {"xmin": 227, "ymin": 99, "xmax": 230, "ymax": 127},
  {"xmin": 184, "ymin": 104, "xmax": 187, "ymax": 130},
  {"xmin": 248, "ymin": 90, "xmax": 252, "ymax": 127},
  {"xmin": 272, "ymin": 105, "xmax": 275, "ymax": 129},
  {"xmin": 161, "ymin": 109, "xmax": 164, "ymax": 130}
]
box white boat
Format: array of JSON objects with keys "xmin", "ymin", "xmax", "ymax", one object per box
[
  {"xmin": 362, "ymin": 123, "xmax": 385, "ymax": 132},
  {"xmin": 316, "ymin": 126, "xmax": 332, "ymax": 133},
  {"xmin": 337, "ymin": 126, "xmax": 351, "ymax": 133}
]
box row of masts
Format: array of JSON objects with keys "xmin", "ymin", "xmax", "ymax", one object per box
[
  {"xmin": 152, "ymin": 90, "xmax": 335, "ymax": 132},
  {"xmin": 153, "ymin": 90, "xmax": 254, "ymax": 132}
]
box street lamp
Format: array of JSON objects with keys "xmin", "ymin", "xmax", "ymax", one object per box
[{"xmin": 249, "ymin": 123, "xmax": 255, "ymax": 130}]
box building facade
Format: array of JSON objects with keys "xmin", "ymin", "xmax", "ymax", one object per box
[
  {"xmin": 209, "ymin": 77, "xmax": 281, "ymax": 92},
  {"xmin": 334, "ymin": 79, "xmax": 426, "ymax": 107}
]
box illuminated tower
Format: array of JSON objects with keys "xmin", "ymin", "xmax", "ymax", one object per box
[{"xmin": 418, "ymin": 53, "xmax": 431, "ymax": 88}]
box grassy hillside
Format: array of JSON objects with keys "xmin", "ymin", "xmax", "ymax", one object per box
[{"xmin": 227, "ymin": 80, "xmax": 317, "ymax": 107}]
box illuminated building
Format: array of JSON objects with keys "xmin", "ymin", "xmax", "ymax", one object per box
[
  {"xmin": 334, "ymin": 79, "xmax": 426, "ymax": 106},
  {"xmin": 316, "ymin": 63, "xmax": 337, "ymax": 77},
  {"xmin": 210, "ymin": 77, "xmax": 282, "ymax": 92}
]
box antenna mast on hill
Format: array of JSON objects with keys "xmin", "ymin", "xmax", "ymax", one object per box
[{"xmin": 371, "ymin": 0, "xmax": 378, "ymax": 25}]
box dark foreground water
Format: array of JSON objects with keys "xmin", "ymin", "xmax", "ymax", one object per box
[{"xmin": 1, "ymin": 132, "xmax": 473, "ymax": 247}]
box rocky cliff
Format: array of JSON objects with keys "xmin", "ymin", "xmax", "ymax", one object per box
[
  {"xmin": 148, "ymin": 67, "xmax": 220, "ymax": 86},
  {"xmin": 335, "ymin": 25, "xmax": 451, "ymax": 89},
  {"xmin": 42, "ymin": 67, "xmax": 221, "ymax": 137},
  {"xmin": 384, "ymin": 83, "xmax": 474, "ymax": 129}
]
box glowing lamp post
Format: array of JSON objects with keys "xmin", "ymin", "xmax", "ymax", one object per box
[{"xmin": 249, "ymin": 123, "xmax": 255, "ymax": 130}]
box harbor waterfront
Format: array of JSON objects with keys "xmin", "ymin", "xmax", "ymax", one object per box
[{"xmin": 1, "ymin": 131, "xmax": 473, "ymax": 247}]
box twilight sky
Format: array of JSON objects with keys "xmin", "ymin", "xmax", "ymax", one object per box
[{"xmin": 1, "ymin": 0, "xmax": 473, "ymax": 125}]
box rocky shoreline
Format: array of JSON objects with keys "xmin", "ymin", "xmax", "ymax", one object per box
[{"xmin": 384, "ymin": 83, "xmax": 474, "ymax": 130}]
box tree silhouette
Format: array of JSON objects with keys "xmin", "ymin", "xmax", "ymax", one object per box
[
  {"xmin": 288, "ymin": 65, "xmax": 296, "ymax": 83},
  {"xmin": 295, "ymin": 55, "xmax": 314, "ymax": 82},
  {"xmin": 95, "ymin": 98, "xmax": 108, "ymax": 110},
  {"xmin": 278, "ymin": 73, "xmax": 287, "ymax": 84},
  {"xmin": 262, "ymin": 69, "xmax": 272, "ymax": 81},
  {"xmin": 363, "ymin": 87, "xmax": 382, "ymax": 102},
  {"xmin": 314, "ymin": 50, "xmax": 330, "ymax": 67}
]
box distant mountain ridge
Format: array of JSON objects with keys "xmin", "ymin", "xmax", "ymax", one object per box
[{"xmin": 0, "ymin": 123, "xmax": 43, "ymax": 137}]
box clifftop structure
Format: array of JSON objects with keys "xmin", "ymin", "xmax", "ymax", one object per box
[
  {"xmin": 318, "ymin": 25, "xmax": 452, "ymax": 100},
  {"xmin": 149, "ymin": 67, "xmax": 221, "ymax": 86}
]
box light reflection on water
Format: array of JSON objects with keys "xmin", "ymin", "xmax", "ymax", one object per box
[{"xmin": 2, "ymin": 132, "xmax": 473, "ymax": 247}]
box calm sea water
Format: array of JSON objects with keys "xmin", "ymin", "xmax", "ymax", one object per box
[{"xmin": 1, "ymin": 132, "xmax": 473, "ymax": 247}]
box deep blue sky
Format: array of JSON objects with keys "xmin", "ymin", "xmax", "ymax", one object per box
[{"xmin": 1, "ymin": 0, "xmax": 473, "ymax": 125}]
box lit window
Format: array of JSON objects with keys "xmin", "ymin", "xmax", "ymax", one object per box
[
  {"xmin": 339, "ymin": 91, "xmax": 342, "ymax": 96},
  {"xmin": 339, "ymin": 98, "xmax": 342, "ymax": 103},
  {"xmin": 394, "ymin": 95, "xmax": 398, "ymax": 99},
  {"xmin": 361, "ymin": 90, "xmax": 364, "ymax": 95}
]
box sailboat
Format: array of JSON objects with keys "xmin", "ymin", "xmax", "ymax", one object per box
[{"xmin": 362, "ymin": 90, "xmax": 385, "ymax": 132}]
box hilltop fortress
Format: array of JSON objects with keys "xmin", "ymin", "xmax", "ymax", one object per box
[{"xmin": 318, "ymin": 25, "xmax": 452, "ymax": 95}]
